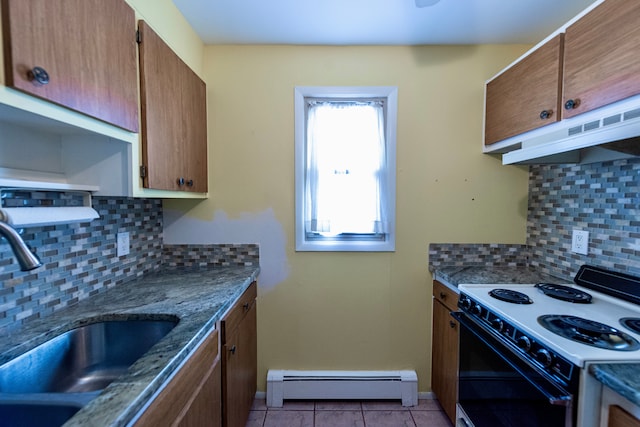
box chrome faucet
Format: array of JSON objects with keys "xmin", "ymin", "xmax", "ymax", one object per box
[{"xmin": 0, "ymin": 220, "xmax": 42, "ymax": 271}]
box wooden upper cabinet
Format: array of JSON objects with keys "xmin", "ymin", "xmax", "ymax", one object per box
[
  {"xmin": 138, "ymin": 21, "xmax": 208, "ymax": 193},
  {"xmin": 1, "ymin": 0, "xmax": 139, "ymax": 132},
  {"xmin": 485, "ymin": 34, "xmax": 564, "ymax": 146},
  {"xmin": 183, "ymin": 66, "xmax": 208, "ymax": 193},
  {"xmin": 562, "ymin": 0, "xmax": 640, "ymax": 119}
]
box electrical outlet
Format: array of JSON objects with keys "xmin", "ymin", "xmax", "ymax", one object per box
[
  {"xmin": 571, "ymin": 229, "xmax": 589, "ymax": 255},
  {"xmin": 117, "ymin": 232, "xmax": 130, "ymax": 257}
]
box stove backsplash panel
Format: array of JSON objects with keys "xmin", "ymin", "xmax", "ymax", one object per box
[{"xmin": 528, "ymin": 158, "xmax": 640, "ymax": 279}]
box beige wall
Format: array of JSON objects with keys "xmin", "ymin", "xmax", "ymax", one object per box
[{"xmin": 164, "ymin": 44, "xmax": 531, "ymax": 392}]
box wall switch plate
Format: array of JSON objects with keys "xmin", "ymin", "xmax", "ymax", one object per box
[
  {"xmin": 571, "ymin": 229, "xmax": 589, "ymax": 255},
  {"xmin": 117, "ymin": 232, "xmax": 130, "ymax": 257}
]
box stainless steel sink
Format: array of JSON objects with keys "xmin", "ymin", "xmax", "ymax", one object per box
[
  {"xmin": 0, "ymin": 318, "xmax": 179, "ymax": 394},
  {"xmin": 0, "ymin": 400, "xmax": 83, "ymax": 427}
]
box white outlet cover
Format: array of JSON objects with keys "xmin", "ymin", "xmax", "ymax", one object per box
[
  {"xmin": 117, "ymin": 232, "xmax": 130, "ymax": 257},
  {"xmin": 571, "ymin": 229, "xmax": 589, "ymax": 255}
]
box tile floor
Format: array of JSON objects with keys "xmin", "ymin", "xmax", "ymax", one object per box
[{"xmin": 245, "ymin": 398, "xmax": 453, "ymax": 427}]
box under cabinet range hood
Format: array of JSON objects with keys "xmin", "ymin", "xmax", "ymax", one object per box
[{"xmin": 486, "ymin": 94, "xmax": 640, "ymax": 165}]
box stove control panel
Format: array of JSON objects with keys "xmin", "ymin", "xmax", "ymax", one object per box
[{"xmin": 458, "ymin": 294, "xmax": 575, "ymax": 383}]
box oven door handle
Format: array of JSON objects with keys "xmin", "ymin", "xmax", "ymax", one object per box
[{"xmin": 452, "ymin": 311, "xmax": 574, "ymax": 407}]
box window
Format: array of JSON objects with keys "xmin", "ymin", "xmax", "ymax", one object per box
[{"xmin": 295, "ymin": 86, "xmax": 397, "ymax": 251}]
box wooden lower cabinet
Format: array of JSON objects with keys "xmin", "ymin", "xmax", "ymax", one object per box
[
  {"xmin": 431, "ymin": 280, "xmax": 459, "ymax": 424},
  {"xmin": 135, "ymin": 282, "xmax": 257, "ymax": 427},
  {"xmin": 135, "ymin": 329, "xmax": 221, "ymax": 427},
  {"xmin": 221, "ymin": 282, "xmax": 258, "ymax": 427},
  {"xmin": 609, "ymin": 405, "xmax": 640, "ymax": 427}
]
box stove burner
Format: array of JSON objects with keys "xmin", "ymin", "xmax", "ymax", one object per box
[
  {"xmin": 488, "ymin": 289, "xmax": 533, "ymax": 304},
  {"xmin": 620, "ymin": 318, "xmax": 640, "ymax": 334},
  {"xmin": 535, "ymin": 283, "xmax": 592, "ymax": 303},
  {"xmin": 538, "ymin": 315, "xmax": 640, "ymax": 351}
]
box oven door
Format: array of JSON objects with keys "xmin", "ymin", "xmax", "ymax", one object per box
[{"xmin": 452, "ymin": 311, "xmax": 575, "ymax": 427}]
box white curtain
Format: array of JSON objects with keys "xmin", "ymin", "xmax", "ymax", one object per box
[{"xmin": 304, "ymin": 101, "xmax": 388, "ymax": 236}]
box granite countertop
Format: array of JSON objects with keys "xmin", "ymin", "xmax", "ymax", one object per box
[
  {"xmin": 433, "ymin": 266, "xmax": 565, "ymax": 291},
  {"xmin": 0, "ymin": 266, "xmax": 260, "ymax": 427},
  {"xmin": 590, "ymin": 363, "xmax": 640, "ymax": 407}
]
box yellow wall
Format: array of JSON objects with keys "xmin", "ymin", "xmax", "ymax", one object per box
[
  {"xmin": 1, "ymin": 0, "xmax": 530, "ymax": 393},
  {"xmin": 164, "ymin": 44, "xmax": 531, "ymax": 392}
]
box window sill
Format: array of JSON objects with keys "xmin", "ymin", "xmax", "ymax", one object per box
[{"xmin": 295, "ymin": 239, "xmax": 395, "ymax": 252}]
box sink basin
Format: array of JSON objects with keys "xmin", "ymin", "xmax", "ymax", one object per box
[
  {"xmin": 0, "ymin": 401, "xmax": 82, "ymax": 427},
  {"xmin": 0, "ymin": 318, "xmax": 179, "ymax": 394}
]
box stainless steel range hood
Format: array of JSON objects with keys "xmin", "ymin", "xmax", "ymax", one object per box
[{"xmin": 485, "ymin": 94, "xmax": 640, "ymax": 165}]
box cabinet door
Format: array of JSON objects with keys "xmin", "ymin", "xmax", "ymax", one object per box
[
  {"xmin": 485, "ymin": 34, "xmax": 563, "ymax": 146},
  {"xmin": 138, "ymin": 21, "xmax": 208, "ymax": 192},
  {"xmin": 609, "ymin": 405, "xmax": 640, "ymax": 427},
  {"xmin": 182, "ymin": 65, "xmax": 208, "ymax": 193},
  {"xmin": 178, "ymin": 355, "xmax": 222, "ymax": 427},
  {"xmin": 134, "ymin": 329, "xmax": 221, "ymax": 427},
  {"xmin": 1, "ymin": 0, "xmax": 139, "ymax": 132},
  {"xmin": 222, "ymin": 301, "xmax": 257, "ymax": 427},
  {"xmin": 562, "ymin": 0, "xmax": 640, "ymax": 119},
  {"xmin": 431, "ymin": 298, "xmax": 458, "ymax": 424}
]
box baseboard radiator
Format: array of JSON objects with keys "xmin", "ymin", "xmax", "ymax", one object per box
[{"xmin": 266, "ymin": 370, "xmax": 418, "ymax": 407}]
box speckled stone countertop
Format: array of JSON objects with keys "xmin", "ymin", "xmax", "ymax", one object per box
[
  {"xmin": 0, "ymin": 266, "xmax": 260, "ymax": 427},
  {"xmin": 433, "ymin": 266, "xmax": 565, "ymax": 292},
  {"xmin": 590, "ymin": 363, "xmax": 640, "ymax": 407}
]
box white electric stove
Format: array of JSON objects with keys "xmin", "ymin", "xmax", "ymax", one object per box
[
  {"xmin": 458, "ymin": 281, "xmax": 640, "ymax": 366},
  {"xmin": 454, "ymin": 264, "xmax": 640, "ymax": 427}
]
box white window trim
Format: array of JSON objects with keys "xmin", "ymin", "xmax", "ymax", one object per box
[{"xmin": 294, "ymin": 86, "xmax": 398, "ymax": 252}]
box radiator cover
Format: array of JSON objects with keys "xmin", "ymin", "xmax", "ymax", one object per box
[{"xmin": 266, "ymin": 370, "xmax": 418, "ymax": 407}]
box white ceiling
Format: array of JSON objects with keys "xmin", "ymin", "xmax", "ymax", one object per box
[{"xmin": 172, "ymin": 0, "xmax": 597, "ymax": 45}]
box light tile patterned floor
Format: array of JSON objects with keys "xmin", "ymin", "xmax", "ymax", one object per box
[{"xmin": 246, "ymin": 399, "xmax": 453, "ymax": 427}]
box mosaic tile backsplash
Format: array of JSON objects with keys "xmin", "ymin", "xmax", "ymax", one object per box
[
  {"xmin": 527, "ymin": 158, "xmax": 640, "ymax": 280},
  {"xmin": 430, "ymin": 157, "xmax": 640, "ymax": 281},
  {"xmin": 0, "ymin": 197, "xmax": 163, "ymax": 331},
  {"xmin": 428, "ymin": 244, "xmax": 529, "ymax": 271},
  {"xmin": 0, "ymin": 197, "xmax": 260, "ymax": 332},
  {"xmin": 163, "ymin": 244, "xmax": 259, "ymax": 268}
]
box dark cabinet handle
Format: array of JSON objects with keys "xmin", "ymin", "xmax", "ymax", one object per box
[
  {"xmin": 539, "ymin": 109, "xmax": 553, "ymax": 120},
  {"xmin": 449, "ymin": 320, "xmax": 457, "ymax": 329},
  {"xmin": 177, "ymin": 177, "xmax": 185, "ymax": 186},
  {"xmin": 243, "ymin": 302, "xmax": 250, "ymax": 311},
  {"xmin": 186, "ymin": 179, "xmax": 194, "ymax": 187},
  {"xmin": 30, "ymin": 66, "xmax": 50, "ymax": 85},
  {"xmin": 564, "ymin": 99, "xmax": 580, "ymax": 110},
  {"xmin": 439, "ymin": 292, "xmax": 446, "ymax": 299},
  {"xmin": 229, "ymin": 345, "xmax": 237, "ymax": 354}
]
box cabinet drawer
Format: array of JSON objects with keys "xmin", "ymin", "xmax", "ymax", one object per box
[
  {"xmin": 433, "ymin": 280, "xmax": 459, "ymax": 311},
  {"xmin": 221, "ymin": 282, "xmax": 257, "ymax": 343}
]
